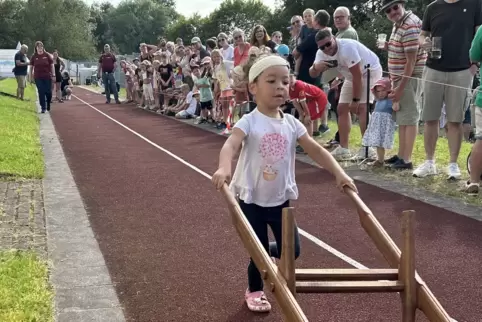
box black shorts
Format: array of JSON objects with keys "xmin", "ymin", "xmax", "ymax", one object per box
[{"xmin": 200, "ymin": 101, "xmax": 213, "ymax": 110}]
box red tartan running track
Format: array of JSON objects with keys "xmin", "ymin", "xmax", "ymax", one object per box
[{"xmin": 48, "ymin": 86, "xmax": 482, "ymax": 322}]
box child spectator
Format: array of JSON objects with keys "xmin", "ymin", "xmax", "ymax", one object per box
[
  {"xmin": 289, "ymin": 72, "xmax": 328, "ymax": 153},
  {"xmin": 294, "ymin": 8, "xmax": 315, "ymax": 76},
  {"xmin": 361, "ymin": 78, "xmax": 397, "ymax": 166},
  {"xmin": 192, "ymin": 62, "xmax": 214, "ymax": 124},
  {"xmin": 121, "ymin": 60, "xmax": 135, "ymax": 103},
  {"xmin": 211, "ymin": 49, "xmax": 234, "ymax": 130},
  {"xmin": 158, "ymin": 53, "xmax": 174, "ymax": 109},
  {"xmin": 152, "ymin": 59, "xmax": 161, "ymax": 108},
  {"xmin": 60, "ymin": 71, "xmax": 73, "ymax": 100},
  {"xmin": 175, "ymin": 85, "xmax": 200, "ymax": 119},
  {"xmin": 140, "ymin": 60, "xmax": 155, "ymax": 109},
  {"xmin": 211, "ymin": 55, "xmax": 356, "ymax": 313}
]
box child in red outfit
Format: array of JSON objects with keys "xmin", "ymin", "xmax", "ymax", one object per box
[{"xmin": 289, "ymin": 74, "xmax": 327, "ymax": 137}]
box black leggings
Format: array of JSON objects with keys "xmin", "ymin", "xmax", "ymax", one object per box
[{"xmin": 239, "ymin": 199, "xmax": 301, "ymax": 292}]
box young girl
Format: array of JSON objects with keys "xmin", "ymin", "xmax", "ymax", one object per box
[
  {"xmin": 193, "ymin": 60, "xmax": 214, "ymax": 124},
  {"xmin": 140, "ymin": 61, "xmax": 155, "ymax": 109},
  {"xmin": 158, "ymin": 53, "xmax": 174, "ymax": 109},
  {"xmin": 361, "ymin": 78, "xmax": 397, "ymax": 166},
  {"xmin": 211, "ymin": 49, "xmax": 234, "ymax": 131},
  {"xmin": 120, "ymin": 60, "xmax": 135, "ymax": 103},
  {"xmin": 211, "ymin": 55, "xmax": 357, "ymax": 313}
]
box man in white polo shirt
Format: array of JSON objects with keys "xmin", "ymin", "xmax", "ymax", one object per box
[{"xmin": 310, "ymin": 29, "xmax": 383, "ymax": 160}]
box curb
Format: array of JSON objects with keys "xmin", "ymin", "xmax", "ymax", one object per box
[{"xmin": 38, "ymin": 92, "xmax": 126, "ymax": 321}]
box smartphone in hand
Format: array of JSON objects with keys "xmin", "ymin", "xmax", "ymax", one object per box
[{"xmin": 324, "ymin": 60, "xmax": 338, "ymax": 68}]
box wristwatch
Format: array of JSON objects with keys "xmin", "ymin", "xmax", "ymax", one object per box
[{"xmin": 352, "ymin": 98, "xmax": 360, "ymax": 102}]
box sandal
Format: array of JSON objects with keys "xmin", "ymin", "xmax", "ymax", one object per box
[
  {"xmin": 245, "ymin": 289, "xmax": 271, "ymax": 312},
  {"xmin": 367, "ymin": 160, "xmax": 384, "ymax": 167},
  {"xmin": 462, "ymin": 181, "xmax": 479, "ymax": 194}
]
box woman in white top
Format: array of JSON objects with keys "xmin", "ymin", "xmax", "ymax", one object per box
[
  {"xmin": 217, "ymin": 32, "xmax": 234, "ymax": 62},
  {"xmin": 212, "ymin": 55, "xmax": 357, "ymax": 314}
]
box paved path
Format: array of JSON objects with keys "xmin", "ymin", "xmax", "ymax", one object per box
[
  {"xmin": 41, "ymin": 107, "xmax": 125, "ymax": 321},
  {"xmin": 48, "ymin": 87, "xmax": 482, "ymax": 322}
]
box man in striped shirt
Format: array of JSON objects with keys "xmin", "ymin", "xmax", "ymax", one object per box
[{"xmin": 378, "ymin": 0, "xmax": 427, "ymax": 170}]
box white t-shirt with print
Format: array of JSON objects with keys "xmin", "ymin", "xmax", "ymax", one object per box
[
  {"xmin": 230, "ymin": 109, "xmax": 307, "ymax": 207},
  {"xmin": 314, "ymin": 38, "xmax": 381, "ymax": 81},
  {"xmin": 185, "ymin": 91, "xmax": 198, "ymax": 115}
]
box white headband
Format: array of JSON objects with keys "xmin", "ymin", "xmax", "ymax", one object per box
[{"xmin": 248, "ymin": 55, "xmax": 289, "ymax": 83}]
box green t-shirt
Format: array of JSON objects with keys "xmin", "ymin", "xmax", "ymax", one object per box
[
  {"xmin": 470, "ymin": 26, "xmax": 482, "ymax": 108},
  {"xmin": 194, "ymin": 76, "xmax": 213, "ymax": 102},
  {"xmin": 336, "ymin": 26, "xmax": 359, "ymax": 41}
]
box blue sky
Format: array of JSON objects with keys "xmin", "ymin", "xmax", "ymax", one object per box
[{"xmin": 82, "ymin": 0, "xmax": 277, "ymax": 18}]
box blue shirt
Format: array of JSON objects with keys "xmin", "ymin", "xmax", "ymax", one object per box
[{"xmin": 374, "ymin": 99, "xmax": 393, "ymax": 114}]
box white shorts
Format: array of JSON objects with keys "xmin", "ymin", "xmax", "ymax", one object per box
[
  {"xmin": 339, "ymin": 67, "xmax": 383, "ymax": 104},
  {"xmin": 143, "ymin": 84, "xmax": 154, "ymax": 101}
]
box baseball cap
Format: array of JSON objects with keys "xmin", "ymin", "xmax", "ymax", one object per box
[
  {"xmin": 371, "ymin": 78, "xmax": 392, "ymax": 92},
  {"xmin": 191, "ymin": 37, "xmax": 201, "ymax": 44}
]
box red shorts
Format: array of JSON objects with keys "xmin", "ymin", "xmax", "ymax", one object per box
[{"xmin": 306, "ymin": 95, "xmax": 327, "ymax": 121}]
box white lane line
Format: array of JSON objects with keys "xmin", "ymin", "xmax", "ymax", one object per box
[{"xmin": 72, "ymin": 94, "xmax": 367, "ymax": 269}]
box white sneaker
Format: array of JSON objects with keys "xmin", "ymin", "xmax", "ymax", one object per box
[
  {"xmin": 353, "ymin": 147, "xmax": 377, "ymax": 161},
  {"xmin": 447, "ymin": 163, "xmax": 462, "ymax": 180},
  {"xmin": 413, "ymin": 161, "xmax": 437, "ymax": 178},
  {"xmin": 331, "ymin": 146, "xmax": 352, "ymax": 161}
]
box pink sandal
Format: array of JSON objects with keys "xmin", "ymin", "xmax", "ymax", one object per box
[{"xmin": 245, "ymin": 289, "xmax": 271, "ymax": 312}]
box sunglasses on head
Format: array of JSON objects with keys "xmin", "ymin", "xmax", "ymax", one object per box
[
  {"xmin": 385, "ymin": 4, "xmax": 399, "ymax": 14},
  {"xmin": 319, "ymin": 40, "xmax": 332, "ymax": 51}
]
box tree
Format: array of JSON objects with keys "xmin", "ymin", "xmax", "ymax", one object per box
[
  {"xmin": 202, "ymin": 0, "xmax": 273, "ymax": 38},
  {"xmin": 165, "ymin": 14, "xmax": 208, "ymax": 44},
  {"xmin": 89, "ymin": 2, "xmax": 117, "ymax": 53},
  {"xmin": 0, "ymin": 0, "xmax": 24, "ymax": 48},
  {"xmin": 107, "ymin": 0, "xmax": 176, "ymax": 53},
  {"xmin": 18, "ymin": 0, "xmax": 96, "ymax": 60}
]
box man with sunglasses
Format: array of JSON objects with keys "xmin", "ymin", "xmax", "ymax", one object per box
[
  {"xmin": 309, "ymin": 29, "xmax": 382, "ymax": 161},
  {"xmin": 378, "ymin": 0, "xmax": 426, "ymax": 171}
]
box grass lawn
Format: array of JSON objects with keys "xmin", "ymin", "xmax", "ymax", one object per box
[
  {"xmin": 0, "ymin": 79, "xmax": 43, "ymax": 179},
  {"xmin": 314, "ymin": 120, "xmax": 480, "ymax": 206},
  {"xmin": 86, "ymin": 84, "xmax": 126, "ymax": 99},
  {"xmin": 0, "ymin": 251, "xmax": 53, "ymax": 322}
]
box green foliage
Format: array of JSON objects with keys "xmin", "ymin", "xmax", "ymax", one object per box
[
  {"xmin": 165, "ymin": 14, "xmax": 208, "ymax": 45},
  {"xmin": 202, "ymin": 0, "xmax": 273, "ymax": 38},
  {"xmin": 0, "ymin": 0, "xmax": 431, "ymax": 61},
  {"xmin": 107, "ymin": 0, "xmax": 177, "ymax": 53}
]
